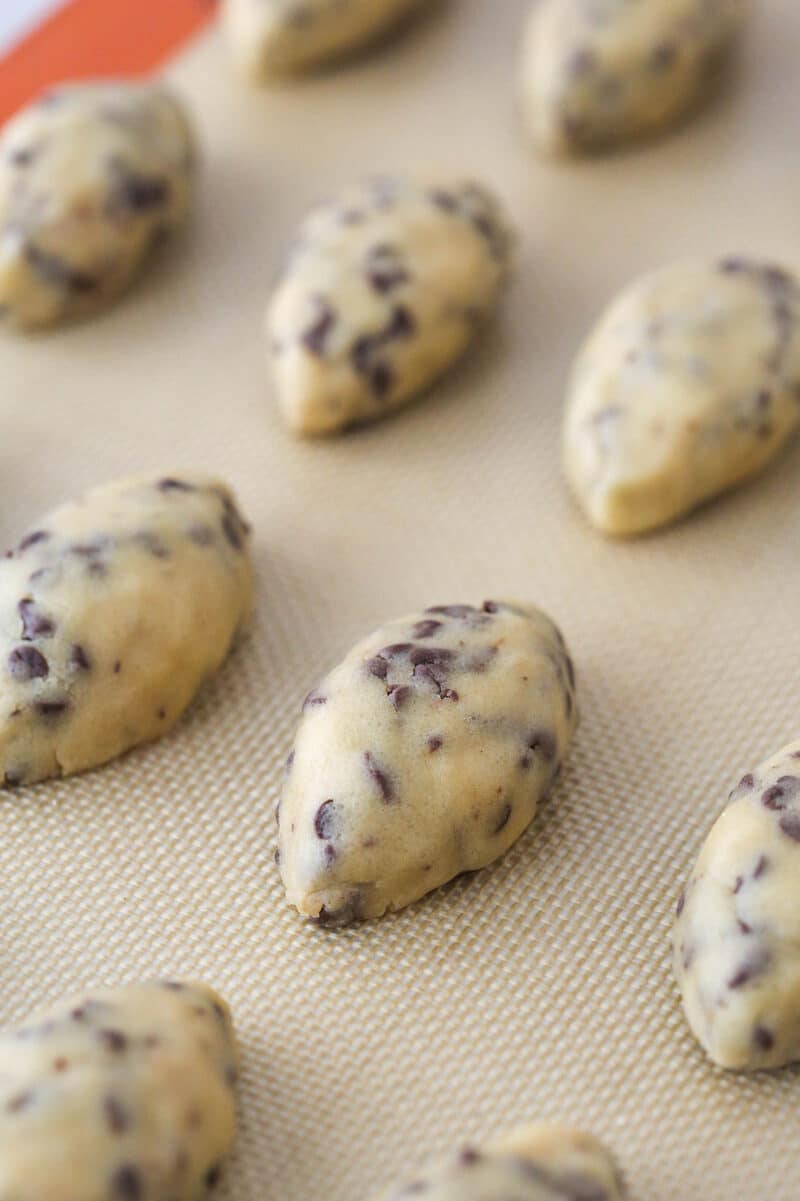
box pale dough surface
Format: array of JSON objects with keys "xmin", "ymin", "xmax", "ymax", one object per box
[
  {"xmin": 267, "ymin": 176, "xmax": 513, "ymax": 435},
  {"xmin": 520, "ymin": 0, "xmax": 748, "ymax": 155},
  {"xmin": 224, "ymin": 0, "xmax": 427, "ymax": 78},
  {"xmin": 375, "ymin": 1123, "xmax": 626, "ymax": 1201},
  {"xmin": 0, "ymin": 474, "xmax": 254, "ymax": 788},
  {"xmin": 279, "ymin": 601, "xmax": 576, "ymax": 923},
  {"xmin": 562, "ymin": 258, "xmax": 800, "ymax": 535},
  {"xmin": 674, "ymin": 739, "xmax": 800, "ymax": 1071},
  {"xmin": 0, "ymin": 981, "xmax": 238, "ymax": 1201},
  {"xmin": 0, "ymin": 81, "xmax": 193, "ymax": 328}
]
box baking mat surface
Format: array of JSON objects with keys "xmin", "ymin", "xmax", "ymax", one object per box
[{"xmin": 1, "ymin": 2, "xmax": 799, "ymax": 1197}]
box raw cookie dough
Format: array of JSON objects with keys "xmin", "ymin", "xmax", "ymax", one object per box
[
  {"xmin": 267, "ymin": 176, "xmax": 513, "ymax": 435},
  {"xmin": 224, "ymin": 0, "xmax": 426, "ymax": 79},
  {"xmin": 674, "ymin": 739, "xmax": 800, "ymax": 1070},
  {"xmin": 0, "ymin": 981, "xmax": 238, "ymax": 1201},
  {"xmin": 278, "ymin": 601, "xmax": 576, "ymax": 924},
  {"xmin": 0, "ymin": 474, "xmax": 254, "ymax": 788},
  {"xmin": 520, "ymin": 0, "xmax": 748, "ymax": 155},
  {"xmin": 563, "ymin": 258, "xmax": 800, "ymax": 536},
  {"xmin": 0, "ymin": 81, "xmax": 194, "ymax": 328},
  {"xmin": 374, "ymin": 1123, "xmax": 626, "ymax": 1201}
]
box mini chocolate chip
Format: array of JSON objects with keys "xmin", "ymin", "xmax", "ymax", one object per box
[
  {"xmin": 69, "ymin": 644, "xmax": 90, "ymax": 671},
  {"xmin": 728, "ymin": 948, "xmax": 770, "ymax": 990},
  {"xmin": 104, "ymin": 1095, "xmax": 129, "ymax": 1135},
  {"xmin": 315, "ymin": 891, "xmax": 364, "ymax": 926},
  {"xmin": 18, "ymin": 530, "xmax": 49, "ymax": 552},
  {"xmin": 779, "ymin": 813, "xmax": 800, "ymax": 842},
  {"xmin": 52, "ymin": 1057, "xmax": 69, "ymax": 1072},
  {"xmin": 482, "ymin": 600, "xmax": 500, "ymax": 613},
  {"xmin": 113, "ymin": 661, "xmax": 122, "ymax": 674},
  {"xmin": 206, "ymin": 1164, "xmax": 222, "ymax": 1189},
  {"xmin": 188, "ymin": 524, "xmax": 214, "ymax": 547},
  {"xmin": 426, "ymin": 605, "xmax": 477, "ymax": 619},
  {"xmin": 368, "ymin": 362, "xmax": 393, "ymax": 397},
  {"xmin": 221, "ymin": 512, "xmax": 243, "ymax": 550},
  {"xmin": 493, "ymin": 802, "xmax": 512, "ymax": 834},
  {"xmin": 284, "ymin": 752, "xmax": 294, "ymax": 775},
  {"xmin": 25, "ymin": 244, "xmax": 97, "ymax": 293},
  {"xmin": 156, "ymin": 707, "xmax": 166, "ymax": 720},
  {"xmin": 527, "ymin": 729, "xmax": 557, "ymax": 761},
  {"xmin": 366, "ymin": 656, "xmax": 389, "ymax": 680},
  {"xmin": 411, "ymin": 620, "xmax": 442, "ymax": 639},
  {"xmin": 302, "ymin": 296, "xmax": 336, "ymax": 356},
  {"xmin": 650, "ymin": 41, "xmax": 678, "ymax": 70},
  {"xmin": 738, "ymin": 919, "xmax": 752, "ymax": 935},
  {"xmin": 364, "ymin": 751, "xmax": 394, "ymax": 802},
  {"xmin": 157, "ymin": 478, "xmax": 194, "ymax": 492},
  {"xmin": 763, "ymin": 785, "xmax": 787, "ymax": 809},
  {"xmin": 409, "ymin": 646, "xmax": 454, "ymax": 668},
  {"xmin": 388, "ymin": 685, "xmax": 411, "ymax": 709},
  {"xmin": 314, "ymin": 800, "xmax": 336, "ymax": 840},
  {"xmin": 733, "ymin": 876, "xmax": 743, "ymax": 894},
  {"xmin": 7, "ymin": 645, "xmax": 49, "ymax": 681},
  {"xmin": 732, "ymin": 773, "xmax": 755, "ymax": 797},
  {"xmin": 429, "ymin": 188, "xmax": 458, "ymax": 212},
  {"xmin": 458, "ymin": 1148, "xmax": 481, "ymax": 1167},
  {"xmin": 378, "ymin": 643, "xmax": 412, "ymax": 659},
  {"xmin": 753, "ymin": 1024, "xmax": 774, "ymax": 1051},
  {"xmin": 98, "ymin": 1029, "xmax": 128, "ymax": 1053},
  {"xmin": 34, "ymin": 699, "xmax": 68, "ymax": 718},
  {"xmin": 71, "ymin": 1007, "xmax": 87, "ymax": 1022},
  {"xmin": 676, "ymin": 890, "xmax": 685, "ymax": 916},
  {"xmin": 109, "ymin": 169, "xmax": 170, "ymax": 213},
  {"xmin": 7, "ymin": 1091, "xmax": 33, "ymax": 1113},
  {"xmin": 111, "ymin": 1164, "xmax": 142, "ymax": 1201},
  {"xmin": 18, "ymin": 598, "xmax": 54, "ymax": 640},
  {"xmin": 753, "ymin": 855, "xmax": 769, "ymax": 878},
  {"xmin": 2, "ymin": 770, "xmax": 22, "ymax": 788},
  {"xmin": 427, "ymin": 735, "xmax": 443, "ymax": 753},
  {"xmin": 303, "ymin": 690, "xmax": 327, "ymax": 710}
]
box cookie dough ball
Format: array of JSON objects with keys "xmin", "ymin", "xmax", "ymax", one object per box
[
  {"xmin": 374, "ymin": 1123, "xmax": 626, "ymax": 1201},
  {"xmin": 0, "ymin": 81, "xmax": 194, "ymax": 328},
  {"xmin": 563, "ymin": 258, "xmax": 800, "ymax": 536},
  {"xmin": 0, "ymin": 474, "xmax": 254, "ymax": 788},
  {"xmin": 0, "ymin": 981, "xmax": 238, "ymax": 1201},
  {"xmin": 674, "ymin": 740, "xmax": 800, "ymax": 1070},
  {"xmin": 520, "ymin": 0, "xmax": 748, "ymax": 155},
  {"xmin": 224, "ymin": 0, "xmax": 427, "ymax": 79},
  {"xmin": 267, "ymin": 176, "xmax": 514, "ymax": 435},
  {"xmin": 278, "ymin": 601, "xmax": 576, "ymax": 924}
]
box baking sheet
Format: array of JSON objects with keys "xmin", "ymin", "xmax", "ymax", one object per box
[{"xmin": 1, "ymin": 2, "xmax": 799, "ymax": 1197}]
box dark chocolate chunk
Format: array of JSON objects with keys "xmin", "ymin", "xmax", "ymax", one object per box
[
  {"xmin": 366, "ymin": 656, "xmax": 389, "ymax": 680},
  {"xmin": 427, "ymin": 735, "xmax": 443, "ymax": 753},
  {"xmin": 753, "ymin": 1024, "xmax": 774, "ymax": 1052}
]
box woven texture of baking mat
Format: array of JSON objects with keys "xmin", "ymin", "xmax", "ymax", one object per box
[{"xmin": 1, "ymin": 2, "xmax": 799, "ymax": 1197}]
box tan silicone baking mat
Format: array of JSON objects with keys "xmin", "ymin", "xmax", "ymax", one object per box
[{"xmin": 1, "ymin": 2, "xmax": 799, "ymax": 1197}]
